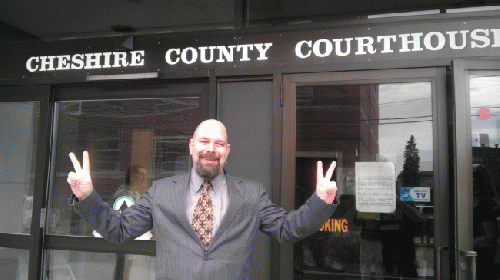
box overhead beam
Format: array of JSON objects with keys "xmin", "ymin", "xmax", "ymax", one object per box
[{"xmin": 234, "ymin": 0, "xmax": 248, "ymax": 29}]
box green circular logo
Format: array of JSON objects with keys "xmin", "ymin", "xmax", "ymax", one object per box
[{"xmin": 113, "ymin": 196, "xmax": 135, "ymax": 211}]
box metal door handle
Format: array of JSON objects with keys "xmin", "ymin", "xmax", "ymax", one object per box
[{"xmin": 460, "ymin": 250, "xmax": 477, "ymax": 280}]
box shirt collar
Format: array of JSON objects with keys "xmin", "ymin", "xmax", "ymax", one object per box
[{"xmin": 190, "ymin": 168, "xmax": 226, "ymax": 194}]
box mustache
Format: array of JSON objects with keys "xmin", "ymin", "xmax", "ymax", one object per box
[{"xmin": 199, "ymin": 153, "xmax": 220, "ymax": 160}]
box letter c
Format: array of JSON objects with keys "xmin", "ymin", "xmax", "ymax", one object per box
[
  {"xmin": 165, "ymin": 49, "xmax": 181, "ymax": 65},
  {"xmin": 26, "ymin": 57, "xmax": 39, "ymax": 72},
  {"xmin": 295, "ymin": 40, "xmax": 312, "ymax": 59}
]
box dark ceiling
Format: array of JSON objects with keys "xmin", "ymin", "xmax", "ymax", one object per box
[{"xmin": 0, "ymin": 0, "xmax": 499, "ymax": 42}]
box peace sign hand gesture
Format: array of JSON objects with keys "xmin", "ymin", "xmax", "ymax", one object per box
[
  {"xmin": 316, "ymin": 161, "xmax": 338, "ymax": 204},
  {"xmin": 67, "ymin": 151, "xmax": 94, "ymax": 200}
]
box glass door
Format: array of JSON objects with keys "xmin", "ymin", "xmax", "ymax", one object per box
[
  {"xmin": 0, "ymin": 85, "xmax": 51, "ymax": 280},
  {"xmin": 44, "ymin": 82, "xmax": 207, "ymax": 279},
  {"xmin": 281, "ymin": 69, "xmax": 450, "ymax": 279},
  {"xmin": 452, "ymin": 60, "xmax": 500, "ymax": 280}
]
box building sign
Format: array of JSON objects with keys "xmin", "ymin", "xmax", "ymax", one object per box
[
  {"xmin": 23, "ymin": 27, "xmax": 500, "ymax": 73},
  {"xmin": 3, "ymin": 17, "xmax": 500, "ymax": 81},
  {"xmin": 26, "ymin": 50, "xmax": 145, "ymax": 73},
  {"xmin": 295, "ymin": 29, "xmax": 500, "ymax": 59},
  {"xmin": 165, "ymin": 43, "xmax": 273, "ymax": 65}
]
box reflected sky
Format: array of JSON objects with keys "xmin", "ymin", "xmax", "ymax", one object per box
[
  {"xmin": 470, "ymin": 73, "xmax": 500, "ymax": 148},
  {"xmin": 378, "ymin": 82, "xmax": 433, "ymax": 174}
]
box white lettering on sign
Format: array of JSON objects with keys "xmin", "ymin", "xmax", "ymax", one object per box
[
  {"xmin": 400, "ymin": 187, "xmax": 431, "ymax": 202},
  {"xmin": 165, "ymin": 43, "xmax": 273, "ymax": 65},
  {"xmin": 26, "ymin": 50, "xmax": 145, "ymax": 73},
  {"xmin": 295, "ymin": 28, "xmax": 500, "ymax": 59},
  {"xmin": 24, "ymin": 27, "xmax": 500, "ymax": 74}
]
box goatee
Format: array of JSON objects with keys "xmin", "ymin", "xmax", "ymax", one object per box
[
  {"xmin": 195, "ymin": 161, "xmax": 220, "ymax": 179},
  {"xmin": 195, "ymin": 153, "xmax": 222, "ymax": 179}
]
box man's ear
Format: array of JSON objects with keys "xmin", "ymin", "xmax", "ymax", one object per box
[{"xmin": 189, "ymin": 138, "xmax": 194, "ymax": 155}]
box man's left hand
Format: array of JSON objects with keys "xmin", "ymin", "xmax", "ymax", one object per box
[{"xmin": 316, "ymin": 161, "xmax": 337, "ymax": 204}]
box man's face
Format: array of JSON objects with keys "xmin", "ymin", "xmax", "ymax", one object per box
[{"xmin": 189, "ymin": 121, "xmax": 230, "ymax": 179}]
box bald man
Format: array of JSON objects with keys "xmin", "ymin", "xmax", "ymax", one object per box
[{"xmin": 68, "ymin": 119, "xmax": 339, "ymax": 280}]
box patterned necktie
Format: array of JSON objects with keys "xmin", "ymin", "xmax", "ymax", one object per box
[{"xmin": 192, "ymin": 180, "xmax": 214, "ymax": 249}]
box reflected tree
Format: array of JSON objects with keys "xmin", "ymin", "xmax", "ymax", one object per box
[{"xmin": 402, "ymin": 135, "xmax": 420, "ymax": 187}]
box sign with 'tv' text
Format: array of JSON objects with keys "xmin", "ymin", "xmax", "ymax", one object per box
[{"xmin": 400, "ymin": 187, "xmax": 431, "ymax": 202}]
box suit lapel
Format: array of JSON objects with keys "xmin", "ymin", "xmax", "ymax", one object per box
[
  {"xmin": 210, "ymin": 174, "xmax": 243, "ymax": 246},
  {"xmin": 170, "ymin": 172, "xmax": 200, "ymax": 242}
]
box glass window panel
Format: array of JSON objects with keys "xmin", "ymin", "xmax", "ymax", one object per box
[
  {"xmin": 469, "ymin": 72, "xmax": 500, "ymax": 280},
  {"xmin": 0, "ymin": 102, "xmax": 39, "ymax": 234},
  {"xmin": 47, "ymin": 97, "xmax": 200, "ymax": 236},
  {"xmin": 0, "ymin": 247, "xmax": 29, "ymax": 280},
  {"xmin": 122, "ymin": 254, "xmax": 156, "ymax": 280},
  {"xmin": 45, "ymin": 250, "xmax": 116, "ymax": 280},
  {"xmin": 45, "ymin": 251, "xmax": 156, "ymax": 280},
  {"xmin": 294, "ymin": 82, "xmax": 433, "ymax": 279}
]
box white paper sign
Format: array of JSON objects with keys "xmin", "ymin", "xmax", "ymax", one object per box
[{"xmin": 355, "ymin": 162, "xmax": 396, "ymax": 213}]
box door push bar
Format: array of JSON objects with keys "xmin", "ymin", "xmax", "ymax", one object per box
[{"xmin": 460, "ymin": 250, "xmax": 477, "ymax": 280}]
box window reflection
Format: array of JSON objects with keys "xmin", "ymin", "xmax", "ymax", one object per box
[
  {"xmin": 46, "ymin": 250, "xmax": 116, "ymax": 280},
  {"xmin": 470, "ymin": 72, "xmax": 500, "ymax": 279},
  {"xmin": 294, "ymin": 82, "xmax": 433, "ymax": 279},
  {"xmin": 122, "ymin": 254, "xmax": 156, "ymax": 280},
  {"xmin": 45, "ymin": 251, "xmax": 156, "ymax": 280},
  {"xmin": 0, "ymin": 247, "xmax": 29, "ymax": 280},
  {"xmin": 471, "ymin": 73, "xmax": 500, "ymax": 150},
  {"xmin": 48, "ymin": 97, "xmax": 200, "ymax": 236},
  {"xmin": 0, "ymin": 102, "xmax": 39, "ymax": 234}
]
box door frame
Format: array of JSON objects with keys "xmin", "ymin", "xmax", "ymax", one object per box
[
  {"xmin": 281, "ymin": 68, "xmax": 450, "ymax": 279},
  {"xmin": 451, "ymin": 59, "xmax": 500, "ymax": 279}
]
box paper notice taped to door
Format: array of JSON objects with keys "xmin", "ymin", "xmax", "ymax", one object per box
[{"xmin": 355, "ymin": 162, "xmax": 396, "ymax": 213}]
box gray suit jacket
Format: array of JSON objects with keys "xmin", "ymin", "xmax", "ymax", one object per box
[{"xmin": 73, "ymin": 172, "xmax": 338, "ymax": 280}]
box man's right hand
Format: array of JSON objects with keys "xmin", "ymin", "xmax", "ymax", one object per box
[{"xmin": 68, "ymin": 151, "xmax": 93, "ymax": 200}]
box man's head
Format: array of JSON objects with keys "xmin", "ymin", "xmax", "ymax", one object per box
[{"xmin": 189, "ymin": 119, "xmax": 230, "ymax": 179}]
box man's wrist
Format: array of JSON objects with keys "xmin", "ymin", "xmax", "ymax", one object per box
[
  {"xmin": 70, "ymin": 191, "xmax": 92, "ymax": 205},
  {"xmin": 69, "ymin": 194, "xmax": 79, "ymax": 206},
  {"xmin": 77, "ymin": 194, "xmax": 89, "ymax": 201},
  {"xmin": 314, "ymin": 191, "xmax": 339, "ymax": 205}
]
